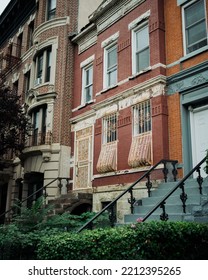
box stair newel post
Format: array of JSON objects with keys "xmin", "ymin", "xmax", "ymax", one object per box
[
  {"xmin": 180, "ymin": 183, "xmax": 187, "ymax": 213},
  {"xmin": 146, "ymin": 173, "xmax": 152, "ymax": 197},
  {"xmin": 162, "ymin": 161, "xmax": 168, "ymax": 182},
  {"xmin": 109, "ymin": 204, "xmax": 116, "ymax": 227},
  {"xmin": 43, "ymin": 186, "xmax": 48, "ymax": 204},
  {"xmin": 160, "ymin": 201, "xmax": 168, "ymax": 221},
  {"xmin": 58, "ymin": 178, "xmax": 63, "ymax": 195},
  {"xmin": 128, "ymin": 188, "xmax": 136, "ymax": 214},
  {"xmin": 196, "ymin": 167, "xmax": 203, "ymax": 195},
  {"xmin": 171, "ymin": 161, "xmax": 178, "ymax": 181}
]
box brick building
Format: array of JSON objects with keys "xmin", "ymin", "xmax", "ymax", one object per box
[
  {"xmin": 0, "ymin": 0, "xmax": 102, "ymax": 222},
  {"xmin": 165, "ymin": 0, "xmax": 208, "ymax": 176},
  {"xmin": 70, "ymin": 0, "xmax": 171, "ymax": 219},
  {"xmin": 0, "ymin": 0, "xmax": 207, "ymax": 224}
]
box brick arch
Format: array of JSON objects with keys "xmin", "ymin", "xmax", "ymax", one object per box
[{"xmin": 67, "ymin": 199, "xmax": 92, "ymax": 215}]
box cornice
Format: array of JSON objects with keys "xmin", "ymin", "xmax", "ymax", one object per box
[{"xmin": 33, "ymin": 17, "xmax": 70, "ymax": 39}]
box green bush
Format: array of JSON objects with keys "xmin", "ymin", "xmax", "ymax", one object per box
[
  {"xmin": 37, "ymin": 221, "xmax": 208, "ymax": 260},
  {"xmin": 1, "ymin": 221, "xmax": 208, "ymax": 259}
]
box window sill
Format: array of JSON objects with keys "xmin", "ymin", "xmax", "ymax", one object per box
[
  {"xmin": 74, "ymin": 100, "xmax": 95, "ymax": 111},
  {"xmin": 129, "ymin": 66, "xmax": 152, "ymax": 80},
  {"xmin": 33, "ymin": 81, "xmax": 50, "ymax": 89},
  {"xmin": 96, "ymin": 84, "xmax": 118, "ymax": 96},
  {"xmin": 180, "ymin": 46, "xmax": 208, "ymax": 63}
]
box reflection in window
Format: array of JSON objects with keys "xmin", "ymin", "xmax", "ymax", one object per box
[{"xmin": 183, "ymin": 0, "xmax": 207, "ymax": 54}]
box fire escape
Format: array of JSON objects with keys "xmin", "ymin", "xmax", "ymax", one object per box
[{"xmin": 0, "ymin": 42, "xmax": 22, "ymax": 86}]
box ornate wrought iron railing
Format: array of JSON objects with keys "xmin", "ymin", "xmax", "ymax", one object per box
[
  {"xmin": 77, "ymin": 159, "xmax": 178, "ymax": 233},
  {"xmin": 0, "ymin": 177, "xmax": 70, "ymax": 223},
  {"xmin": 142, "ymin": 156, "xmax": 207, "ymax": 222}
]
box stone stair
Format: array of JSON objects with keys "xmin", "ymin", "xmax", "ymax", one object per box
[{"xmin": 124, "ymin": 177, "xmax": 208, "ymax": 224}]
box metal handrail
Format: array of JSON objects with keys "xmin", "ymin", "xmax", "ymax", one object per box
[
  {"xmin": 77, "ymin": 159, "xmax": 178, "ymax": 233},
  {"xmin": 142, "ymin": 156, "xmax": 207, "ymax": 222},
  {"xmin": 0, "ymin": 177, "xmax": 70, "ymax": 221}
]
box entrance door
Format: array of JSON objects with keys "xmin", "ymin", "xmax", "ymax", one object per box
[
  {"xmin": 74, "ymin": 127, "xmax": 93, "ymax": 189},
  {"xmin": 190, "ymin": 105, "xmax": 208, "ymax": 177}
]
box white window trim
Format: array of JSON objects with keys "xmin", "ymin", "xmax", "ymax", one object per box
[
  {"xmin": 128, "ymin": 10, "xmax": 150, "ymax": 30},
  {"xmin": 131, "ymin": 21, "xmax": 150, "ymax": 75},
  {"xmin": 182, "ymin": 0, "xmax": 208, "ymax": 56},
  {"xmin": 103, "ymin": 42, "xmax": 118, "ymax": 89},
  {"xmin": 33, "ymin": 46, "xmax": 55, "ymax": 87},
  {"xmin": 81, "ymin": 63, "xmax": 93, "ymax": 105},
  {"xmin": 101, "ymin": 32, "xmax": 119, "ymax": 48}
]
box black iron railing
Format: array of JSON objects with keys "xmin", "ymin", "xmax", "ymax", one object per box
[
  {"xmin": 77, "ymin": 159, "xmax": 178, "ymax": 233},
  {"xmin": 142, "ymin": 156, "xmax": 207, "ymax": 222},
  {"xmin": 0, "ymin": 177, "xmax": 70, "ymax": 223}
]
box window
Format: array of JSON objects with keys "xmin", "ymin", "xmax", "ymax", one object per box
[
  {"xmin": 16, "ymin": 33, "xmax": 23, "ymax": 58},
  {"xmin": 30, "ymin": 106, "xmax": 47, "ymax": 146},
  {"xmin": 47, "ymin": 0, "xmax": 56, "ymax": 20},
  {"xmin": 133, "ymin": 100, "xmax": 151, "ymax": 136},
  {"xmin": 104, "ymin": 44, "xmax": 117, "ymax": 88},
  {"xmin": 34, "ymin": 48, "xmax": 52, "ymax": 86},
  {"xmin": 132, "ymin": 24, "xmax": 150, "ymax": 74},
  {"xmin": 82, "ymin": 64, "xmax": 93, "ymax": 104},
  {"xmin": 27, "ymin": 20, "xmax": 34, "ymax": 49},
  {"xmin": 45, "ymin": 49, "xmax": 51, "ymax": 82},
  {"xmin": 103, "ymin": 113, "xmax": 117, "ymax": 144},
  {"xmin": 24, "ymin": 70, "xmax": 31, "ymax": 96},
  {"xmin": 183, "ymin": 0, "xmax": 207, "ymax": 54}
]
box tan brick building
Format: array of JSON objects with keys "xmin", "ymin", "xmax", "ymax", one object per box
[{"xmin": 0, "ymin": 0, "xmax": 102, "ymax": 222}]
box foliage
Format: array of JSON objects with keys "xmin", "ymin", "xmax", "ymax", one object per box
[
  {"xmin": 37, "ymin": 221, "xmax": 208, "ymax": 260},
  {"xmin": 0, "ymin": 86, "xmax": 30, "ymax": 161},
  {"xmin": 0, "ymin": 197, "xmax": 109, "ymax": 259},
  {"xmin": 1, "ymin": 208, "xmax": 208, "ymax": 259}
]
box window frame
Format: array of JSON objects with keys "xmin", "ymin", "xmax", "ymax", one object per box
[
  {"xmin": 182, "ymin": 0, "xmax": 208, "ymax": 55},
  {"xmin": 132, "ymin": 22, "xmax": 150, "ymax": 75},
  {"xmin": 133, "ymin": 100, "xmax": 151, "ymax": 137},
  {"xmin": 81, "ymin": 63, "xmax": 93, "ymax": 105},
  {"xmin": 31, "ymin": 105, "xmax": 47, "ymax": 146},
  {"xmin": 47, "ymin": 0, "xmax": 56, "ymax": 21},
  {"xmin": 34, "ymin": 47, "xmax": 52, "ymax": 86},
  {"xmin": 102, "ymin": 113, "xmax": 118, "ymax": 144},
  {"xmin": 103, "ymin": 43, "xmax": 118, "ymax": 89}
]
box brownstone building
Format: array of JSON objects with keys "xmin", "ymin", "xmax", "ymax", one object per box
[{"xmin": 0, "ymin": 0, "xmax": 102, "ymax": 221}]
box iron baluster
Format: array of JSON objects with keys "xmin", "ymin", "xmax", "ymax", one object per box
[
  {"xmin": 171, "ymin": 161, "xmax": 178, "ymax": 181},
  {"xmin": 196, "ymin": 167, "xmax": 203, "ymax": 194},
  {"xmin": 162, "ymin": 161, "xmax": 168, "ymax": 182},
  {"xmin": 146, "ymin": 173, "xmax": 152, "ymax": 197},
  {"xmin": 109, "ymin": 204, "xmax": 116, "ymax": 227},
  {"xmin": 180, "ymin": 183, "xmax": 187, "ymax": 213},
  {"xmin": 128, "ymin": 189, "xmax": 136, "ymax": 214},
  {"xmin": 58, "ymin": 178, "xmax": 63, "ymax": 195},
  {"xmin": 160, "ymin": 201, "xmax": 168, "ymax": 221}
]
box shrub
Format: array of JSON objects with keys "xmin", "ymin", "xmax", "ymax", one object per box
[{"xmin": 37, "ymin": 221, "xmax": 208, "ymax": 260}]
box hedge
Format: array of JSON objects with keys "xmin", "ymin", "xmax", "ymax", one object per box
[
  {"xmin": 1, "ymin": 221, "xmax": 208, "ymax": 259},
  {"xmin": 37, "ymin": 221, "xmax": 208, "ymax": 260}
]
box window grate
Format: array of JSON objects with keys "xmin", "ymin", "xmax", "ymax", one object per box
[
  {"xmin": 133, "ymin": 100, "xmax": 151, "ymax": 136},
  {"xmin": 103, "ymin": 113, "xmax": 117, "ymax": 143}
]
